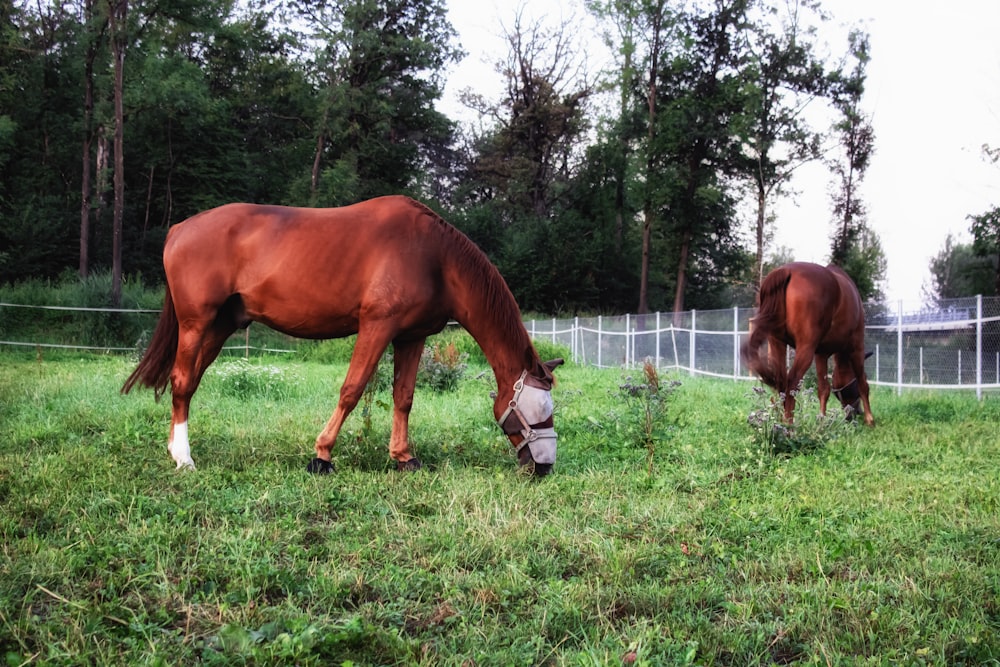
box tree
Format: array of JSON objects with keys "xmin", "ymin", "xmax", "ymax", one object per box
[
  {"xmin": 828, "ymin": 29, "xmax": 874, "ymax": 267},
  {"xmin": 296, "ymin": 0, "xmax": 462, "ymax": 206},
  {"xmin": 656, "ymin": 0, "xmax": 752, "ymax": 313},
  {"xmin": 460, "ymin": 8, "xmax": 592, "ymax": 220},
  {"xmin": 838, "ymin": 226, "xmax": 885, "ymax": 302},
  {"xmin": 969, "ymin": 206, "xmax": 1000, "ymax": 296},
  {"xmin": 743, "ymin": 0, "xmax": 832, "ymax": 287},
  {"xmin": 925, "ymin": 234, "xmax": 996, "ymax": 303},
  {"xmin": 585, "ymin": 0, "xmax": 644, "ymax": 254}
]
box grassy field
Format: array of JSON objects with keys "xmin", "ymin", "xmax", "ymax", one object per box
[{"xmin": 1, "ymin": 352, "xmax": 999, "ymax": 666}]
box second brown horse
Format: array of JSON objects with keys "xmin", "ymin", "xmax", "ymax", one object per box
[{"xmin": 742, "ymin": 262, "xmax": 874, "ymax": 425}]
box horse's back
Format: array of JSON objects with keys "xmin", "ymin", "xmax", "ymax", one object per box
[
  {"xmin": 781, "ymin": 262, "xmax": 864, "ymax": 353},
  {"xmin": 161, "ymin": 196, "xmax": 453, "ymax": 338}
]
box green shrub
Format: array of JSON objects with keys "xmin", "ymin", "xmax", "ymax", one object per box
[{"xmin": 417, "ymin": 341, "xmax": 468, "ymax": 392}]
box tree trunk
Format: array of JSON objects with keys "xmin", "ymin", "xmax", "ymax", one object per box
[
  {"xmin": 754, "ymin": 173, "xmax": 767, "ymax": 288},
  {"xmin": 79, "ymin": 0, "xmax": 100, "ymax": 279},
  {"xmin": 80, "ymin": 62, "xmax": 93, "ymax": 279},
  {"xmin": 109, "ymin": 0, "xmax": 126, "ymax": 307},
  {"xmin": 672, "ymin": 227, "xmax": 692, "ymax": 318},
  {"xmin": 311, "ymin": 105, "xmax": 329, "ymax": 203},
  {"xmin": 637, "ymin": 3, "xmax": 663, "ymax": 314}
]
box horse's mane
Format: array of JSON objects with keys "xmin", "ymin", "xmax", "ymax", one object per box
[{"xmin": 406, "ymin": 198, "xmax": 540, "ymax": 370}]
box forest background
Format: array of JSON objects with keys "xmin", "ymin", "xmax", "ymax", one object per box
[{"xmin": 2, "ymin": 0, "xmax": 998, "ymax": 316}]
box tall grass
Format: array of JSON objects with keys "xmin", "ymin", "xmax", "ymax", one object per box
[{"xmin": 1, "ymin": 354, "xmax": 999, "ymax": 665}]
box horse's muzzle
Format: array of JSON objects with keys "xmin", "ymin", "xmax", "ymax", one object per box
[{"xmin": 515, "ymin": 427, "xmax": 556, "ymax": 477}]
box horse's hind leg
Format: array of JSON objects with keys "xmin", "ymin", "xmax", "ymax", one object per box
[
  {"xmin": 168, "ymin": 314, "xmax": 237, "ymax": 469},
  {"xmin": 815, "ymin": 354, "xmax": 831, "ymax": 416},
  {"xmin": 783, "ymin": 344, "xmax": 817, "ymax": 423},
  {"xmin": 850, "ymin": 351, "xmax": 875, "ymax": 426},
  {"xmin": 310, "ymin": 324, "xmax": 395, "ymax": 473}
]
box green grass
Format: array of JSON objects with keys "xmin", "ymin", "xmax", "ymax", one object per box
[{"xmin": 1, "ymin": 355, "xmax": 999, "ymax": 665}]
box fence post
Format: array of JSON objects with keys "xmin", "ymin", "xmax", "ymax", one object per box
[
  {"xmin": 689, "ymin": 310, "xmax": 696, "ymax": 377},
  {"xmin": 656, "ymin": 311, "xmax": 661, "ymax": 368},
  {"xmin": 597, "ymin": 315, "xmax": 603, "ymax": 368},
  {"xmin": 896, "ymin": 302, "xmax": 903, "ymax": 395},
  {"xmin": 626, "ymin": 313, "xmax": 631, "ymax": 367},
  {"xmin": 573, "ymin": 316, "xmax": 579, "ymax": 365},
  {"xmin": 977, "ymin": 294, "xmax": 983, "ymax": 400},
  {"xmin": 732, "ymin": 306, "xmax": 739, "ymax": 379}
]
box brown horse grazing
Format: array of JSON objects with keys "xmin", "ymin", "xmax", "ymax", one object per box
[
  {"xmin": 741, "ymin": 262, "xmax": 874, "ymax": 426},
  {"xmin": 122, "ymin": 195, "xmax": 563, "ymax": 475}
]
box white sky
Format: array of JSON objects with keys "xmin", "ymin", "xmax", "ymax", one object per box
[{"xmin": 441, "ymin": 0, "xmax": 1000, "ymax": 309}]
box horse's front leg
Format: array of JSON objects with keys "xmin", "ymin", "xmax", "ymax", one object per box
[
  {"xmin": 310, "ymin": 325, "xmax": 395, "ymax": 473},
  {"xmin": 389, "ymin": 338, "xmax": 426, "ymax": 471}
]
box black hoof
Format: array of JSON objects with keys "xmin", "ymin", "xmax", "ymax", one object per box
[
  {"xmin": 306, "ymin": 457, "xmax": 334, "ymax": 475},
  {"xmin": 396, "ymin": 457, "xmax": 422, "ymax": 471}
]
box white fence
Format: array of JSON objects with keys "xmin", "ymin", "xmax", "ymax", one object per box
[
  {"xmin": 527, "ymin": 295, "xmax": 1000, "ymax": 398},
  {"xmin": 4, "ymin": 296, "xmax": 1000, "ymax": 396}
]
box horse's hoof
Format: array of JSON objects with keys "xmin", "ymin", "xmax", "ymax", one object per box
[
  {"xmin": 396, "ymin": 458, "xmax": 422, "ymax": 471},
  {"xmin": 306, "ymin": 457, "xmax": 334, "ymax": 474}
]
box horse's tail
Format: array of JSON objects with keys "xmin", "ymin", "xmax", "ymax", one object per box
[
  {"xmin": 741, "ymin": 267, "xmax": 793, "ymax": 389},
  {"xmin": 122, "ymin": 283, "xmax": 178, "ymax": 400}
]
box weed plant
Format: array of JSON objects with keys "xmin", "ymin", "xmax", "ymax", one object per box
[
  {"xmin": 745, "ymin": 383, "xmax": 856, "ymax": 459},
  {"xmin": 2, "ymin": 355, "xmax": 1000, "ymax": 665},
  {"xmin": 209, "ymin": 359, "xmax": 301, "ymax": 401},
  {"xmin": 617, "ymin": 360, "xmax": 681, "ymax": 475},
  {"xmin": 418, "ymin": 341, "xmax": 468, "ymax": 392}
]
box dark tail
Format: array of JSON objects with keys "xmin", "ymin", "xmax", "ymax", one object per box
[
  {"xmin": 741, "ymin": 267, "xmax": 792, "ymax": 389},
  {"xmin": 122, "ymin": 284, "xmax": 178, "ymax": 400}
]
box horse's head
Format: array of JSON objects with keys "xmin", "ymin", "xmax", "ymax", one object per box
[
  {"xmin": 832, "ymin": 351, "xmax": 873, "ymax": 420},
  {"xmin": 496, "ymin": 358, "xmax": 564, "ymax": 476}
]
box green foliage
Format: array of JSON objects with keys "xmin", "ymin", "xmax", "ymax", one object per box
[
  {"xmin": 0, "ymin": 0, "xmax": 876, "ymax": 314},
  {"xmin": 926, "ymin": 233, "xmax": 997, "ymax": 303},
  {"xmin": 0, "ymin": 272, "xmax": 161, "ymax": 349},
  {"xmin": 838, "ymin": 226, "xmax": 888, "ymax": 303},
  {"xmin": 969, "ymin": 205, "xmax": 1000, "ymax": 296}
]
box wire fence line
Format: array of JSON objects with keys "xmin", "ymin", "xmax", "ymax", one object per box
[
  {"xmin": 4, "ymin": 296, "xmax": 1000, "ymax": 397},
  {"xmin": 526, "ymin": 295, "xmax": 1000, "ymax": 398}
]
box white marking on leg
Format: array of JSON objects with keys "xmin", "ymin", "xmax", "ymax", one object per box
[{"xmin": 168, "ymin": 421, "xmax": 196, "ymax": 470}]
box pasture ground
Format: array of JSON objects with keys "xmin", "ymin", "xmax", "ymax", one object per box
[{"xmin": 1, "ymin": 354, "xmax": 998, "ymax": 665}]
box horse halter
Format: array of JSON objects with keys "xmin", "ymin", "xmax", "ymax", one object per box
[
  {"xmin": 497, "ymin": 370, "xmax": 557, "ymax": 465},
  {"xmin": 832, "ymin": 377, "xmax": 863, "ymax": 420},
  {"xmin": 832, "ymin": 377, "xmax": 860, "ymax": 405}
]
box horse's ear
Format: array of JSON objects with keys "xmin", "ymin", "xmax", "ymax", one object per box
[
  {"xmin": 544, "ymin": 358, "xmax": 564, "ymax": 373},
  {"xmin": 864, "ymin": 350, "xmax": 874, "ymax": 359}
]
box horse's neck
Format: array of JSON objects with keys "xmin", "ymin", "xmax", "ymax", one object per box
[{"xmin": 451, "ymin": 284, "xmax": 531, "ymax": 390}]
